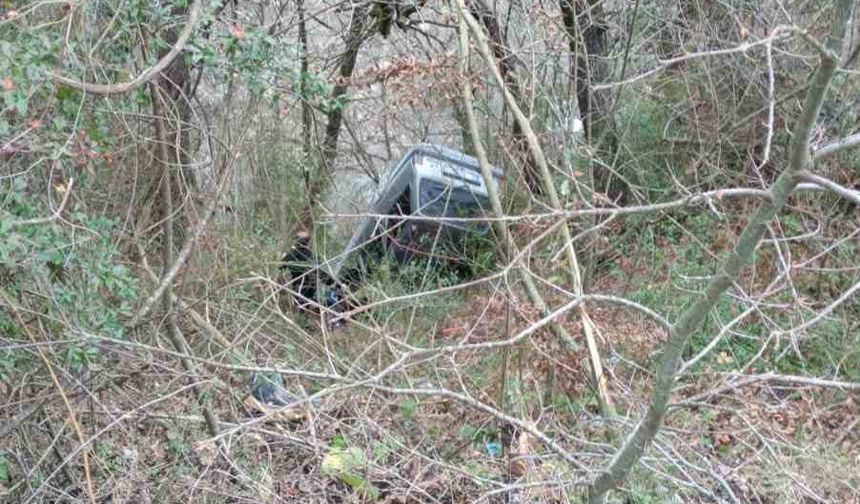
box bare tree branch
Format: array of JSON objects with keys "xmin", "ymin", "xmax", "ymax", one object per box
[
  {"xmin": 458, "ymin": 0, "xmax": 614, "ymax": 416},
  {"xmin": 330, "ymin": 185, "xmax": 827, "ymax": 224},
  {"xmin": 799, "ymin": 170, "xmax": 860, "ymax": 205},
  {"xmin": 773, "ymin": 277, "xmax": 860, "ymax": 338},
  {"xmin": 587, "ymin": 2, "xmax": 854, "ymax": 501},
  {"xmin": 813, "ymin": 131, "xmax": 860, "ymax": 159},
  {"xmin": 49, "ymin": 0, "xmax": 204, "ymax": 96}
]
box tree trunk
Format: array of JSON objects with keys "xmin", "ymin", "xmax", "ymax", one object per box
[
  {"xmin": 298, "ymin": 0, "xmax": 312, "ymax": 165},
  {"xmin": 559, "ymin": 0, "xmax": 618, "ymax": 198},
  {"xmin": 468, "ymin": 0, "xmax": 542, "ymax": 194},
  {"xmin": 299, "ymin": 7, "xmax": 369, "ymax": 232},
  {"xmin": 141, "ymin": 0, "xmax": 200, "ymax": 251},
  {"xmin": 156, "ymin": 1, "xmax": 195, "ymax": 190}
]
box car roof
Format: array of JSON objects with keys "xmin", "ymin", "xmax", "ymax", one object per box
[{"xmin": 407, "ymin": 143, "xmax": 504, "ymax": 179}]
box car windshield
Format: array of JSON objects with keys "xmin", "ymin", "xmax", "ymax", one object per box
[{"xmin": 418, "ymin": 179, "xmax": 490, "ymax": 220}]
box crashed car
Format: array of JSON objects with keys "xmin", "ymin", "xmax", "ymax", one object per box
[{"xmin": 280, "ymin": 144, "xmax": 503, "ymax": 318}]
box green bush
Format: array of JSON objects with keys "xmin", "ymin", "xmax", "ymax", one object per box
[{"xmin": 1, "ymin": 175, "xmax": 139, "ymax": 374}]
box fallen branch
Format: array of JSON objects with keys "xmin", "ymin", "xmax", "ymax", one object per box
[
  {"xmin": 677, "ymin": 372, "xmax": 860, "ymax": 405},
  {"xmin": 725, "ymin": 372, "xmax": 860, "ymax": 391}
]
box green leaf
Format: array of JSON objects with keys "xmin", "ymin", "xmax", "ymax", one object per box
[
  {"xmin": 398, "ymin": 398, "xmax": 418, "ymax": 419},
  {"xmin": 330, "ymin": 434, "xmax": 348, "ymax": 449},
  {"xmin": 321, "ymin": 446, "xmax": 379, "ymax": 500},
  {"xmin": 0, "ymin": 453, "xmax": 9, "ymax": 481}
]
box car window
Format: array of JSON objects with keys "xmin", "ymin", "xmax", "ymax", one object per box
[{"xmin": 417, "ymin": 179, "xmax": 490, "ymax": 219}]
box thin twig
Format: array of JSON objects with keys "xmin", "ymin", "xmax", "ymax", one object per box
[
  {"xmin": 0, "ymin": 288, "xmax": 97, "ymax": 504},
  {"xmin": 798, "ymin": 170, "xmax": 860, "ymax": 205},
  {"xmin": 772, "ymin": 277, "xmax": 860, "ymax": 338},
  {"xmin": 10, "ymin": 178, "xmax": 75, "ymax": 228},
  {"xmin": 592, "ymin": 28, "xmax": 793, "ymax": 90}
]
